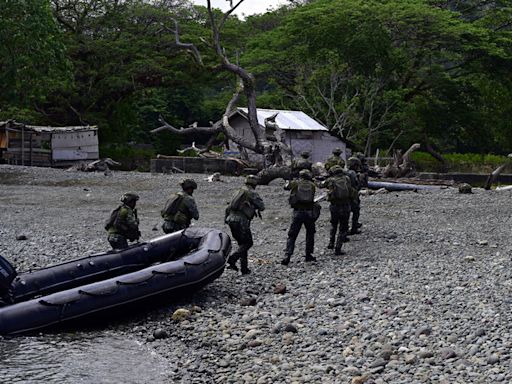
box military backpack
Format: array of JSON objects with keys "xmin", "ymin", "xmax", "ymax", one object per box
[
  {"xmin": 105, "ymin": 206, "xmax": 122, "ymax": 231},
  {"xmin": 289, "ymin": 180, "xmax": 315, "ymax": 207},
  {"xmin": 161, "ymin": 193, "xmax": 184, "ymax": 218},
  {"xmin": 330, "ymin": 176, "xmax": 351, "ymax": 203},
  {"xmin": 229, "ymin": 189, "xmax": 256, "ymax": 219}
]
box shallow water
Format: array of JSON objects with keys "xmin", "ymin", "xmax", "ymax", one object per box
[{"xmin": 0, "ymin": 331, "xmax": 169, "ymax": 383}]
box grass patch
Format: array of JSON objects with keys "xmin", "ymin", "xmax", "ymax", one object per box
[{"xmin": 412, "ymin": 152, "xmax": 509, "ymax": 173}]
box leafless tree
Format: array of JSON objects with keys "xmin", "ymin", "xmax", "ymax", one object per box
[{"xmin": 151, "ymin": 0, "xmax": 270, "ymax": 155}]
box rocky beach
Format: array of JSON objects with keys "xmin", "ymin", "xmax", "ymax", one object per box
[{"xmin": 0, "ymin": 165, "xmax": 511, "ymax": 383}]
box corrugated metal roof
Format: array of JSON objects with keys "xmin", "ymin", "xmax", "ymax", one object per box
[
  {"xmin": 238, "ymin": 108, "xmax": 328, "ymax": 131},
  {"xmin": 0, "ymin": 121, "xmax": 97, "ymax": 133},
  {"xmin": 24, "ymin": 125, "xmax": 98, "ymax": 133}
]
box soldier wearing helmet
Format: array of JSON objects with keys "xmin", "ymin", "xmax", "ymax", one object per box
[
  {"xmin": 105, "ymin": 193, "xmax": 141, "ymax": 249},
  {"xmin": 291, "ymin": 151, "xmax": 313, "ymax": 179},
  {"xmin": 282, "ymin": 169, "xmax": 318, "ymax": 265},
  {"xmin": 225, "ymin": 175, "xmax": 265, "ymax": 275},
  {"xmin": 324, "ymin": 148, "xmax": 345, "ymax": 172},
  {"xmin": 161, "ymin": 178, "xmax": 199, "ymax": 234},
  {"xmin": 355, "ymin": 152, "xmax": 369, "ymax": 187},
  {"xmin": 321, "ymin": 165, "xmax": 353, "ymax": 255},
  {"xmin": 347, "ymin": 157, "xmax": 363, "ymax": 235}
]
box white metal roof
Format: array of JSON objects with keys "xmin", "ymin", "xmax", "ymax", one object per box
[
  {"xmin": 24, "ymin": 125, "xmax": 98, "ymax": 133},
  {"xmin": 0, "ymin": 121, "xmax": 97, "ymax": 133},
  {"xmin": 238, "ymin": 108, "xmax": 328, "ymax": 131}
]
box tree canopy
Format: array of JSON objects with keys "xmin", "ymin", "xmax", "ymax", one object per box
[{"xmin": 0, "ymin": 0, "xmax": 511, "ymax": 157}]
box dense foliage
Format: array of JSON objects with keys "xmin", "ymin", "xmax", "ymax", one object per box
[{"xmin": 0, "ymin": 0, "xmax": 511, "ymax": 158}]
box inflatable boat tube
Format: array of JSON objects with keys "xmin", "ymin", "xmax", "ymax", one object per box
[
  {"xmin": 0, "ymin": 228, "xmax": 231, "ymax": 335},
  {"xmin": 9, "ymin": 230, "xmax": 197, "ymax": 303}
]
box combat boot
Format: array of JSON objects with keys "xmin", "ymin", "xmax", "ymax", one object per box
[
  {"xmin": 327, "ymin": 241, "xmax": 334, "ymax": 250},
  {"xmin": 305, "ymin": 254, "xmax": 317, "ymax": 262},
  {"xmin": 334, "ymin": 248, "xmax": 346, "ymax": 256},
  {"xmin": 280, "ymin": 255, "xmax": 291, "ymax": 266},
  {"xmin": 240, "ymin": 257, "xmax": 250, "ymax": 275},
  {"xmin": 226, "ymin": 256, "xmax": 239, "ymax": 271}
]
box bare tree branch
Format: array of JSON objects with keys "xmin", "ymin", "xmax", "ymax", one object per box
[{"xmin": 152, "ymin": 116, "xmax": 221, "ymax": 135}]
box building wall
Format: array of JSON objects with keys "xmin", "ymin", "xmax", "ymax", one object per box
[
  {"xmin": 51, "ymin": 130, "xmax": 99, "ymax": 161},
  {"xmin": 227, "ymin": 118, "xmax": 348, "ymax": 165}
]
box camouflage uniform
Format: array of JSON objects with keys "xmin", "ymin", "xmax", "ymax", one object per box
[
  {"xmin": 323, "ymin": 166, "xmax": 352, "ymax": 254},
  {"xmin": 355, "ymin": 152, "xmax": 369, "ymax": 188},
  {"xmin": 162, "ymin": 192, "xmax": 199, "ymax": 233},
  {"xmin": 225, "ymin": 176, "xmax": 265, "ymax": 275},
  {"xmin": 347, "ymin": 157, "xmax": 362, "ymax": 234},
  {"xmin": 291, "ymin": 151, "xmax": 313, "ymax": 179},
  {"xmin": 282, "ymin": 170, "xmax": 317, "ymax": 265},
  {"xmin": 107, "ymin": 193, "xmax": 140, "ymax": 250},
  {"xmin": 324, "ymin": 148, "xmax": 345, "ymax": 172}
]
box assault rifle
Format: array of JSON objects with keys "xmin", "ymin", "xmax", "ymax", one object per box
[{"xmin": 314, "ymin": 194, "xmax": 328, "ymax": 204}]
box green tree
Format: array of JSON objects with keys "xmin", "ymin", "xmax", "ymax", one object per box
[
  {"xmin": 246, "ymin": 0, "xmax": 512, "ymax": 155},
  {"xmin": 0, "ymin": 0, "xmax": 70, "ymax": 121}
]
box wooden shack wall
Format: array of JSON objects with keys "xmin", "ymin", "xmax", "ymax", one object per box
[
  {"xmin": 51, "ymin": 130, "xmax": 99, "ymax": 161},
  {"xmin": 2, "ymin": 130, "xmax": 52, "ymax": 166}
]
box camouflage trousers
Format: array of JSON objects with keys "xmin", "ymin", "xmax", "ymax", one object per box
[
  {"xmin": 350, "ymin": 198, "xmax": 361, "ymax": 232},
  {"xmin": 162, "ymin": 220, "xmax": 188, "ymax": 234},
  {"xmin": 227, "ymin": 221, "xmax": 253, "ymax": 273},
  {"xmin": 329, "ymin": 203, "xmax": 351, "ymax": 251},
  {"xmin": 285, "ymin": 209, "xmax": 316, "ymax": 258},
  {"xmin": 108, "ymin": 234, "xmax": 128, "ymax": 250}
]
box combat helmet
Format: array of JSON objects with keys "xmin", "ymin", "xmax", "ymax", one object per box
[
  {"xmin": 299, "ymin": 169, "xmax": 313, "ymax": 180},
  {"xmin": 458, "ymin": 183, "xmax": 472, "ymax": 194},
  {"xmin": 245, "ymin": 175, "xmax": 259, "ymax": 187},
  {"xmin": 332, "ymin": 148, "xmax": 342, "ymax": 156},
  {"xmin": 329, "ymin": 165, "xmax": 344, "ymax": 176},
  {"xmin": 121, "ymin": 193, "xmax": 139, "ymax": 205},
  {"xmin": 355, "ymin": 152, "xmax": 367, "ymax": 164},
  {"xmin": 300, "ymin": 151, "xmax": 311, "ymax": 159},
  {"xmin": 180, "ymin": 178, "xmax": 198, "ymax": 190},
  {"xmin": 347, "ymin": 157, "xmax": 362, "ymax": 171}
]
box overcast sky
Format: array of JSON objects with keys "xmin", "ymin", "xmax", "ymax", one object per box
[{"xmin": 191, "ymin": 0, "xmax": 288, "ymax": 16}]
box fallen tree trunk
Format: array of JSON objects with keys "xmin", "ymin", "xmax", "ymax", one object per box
[
  {"xmin": 368, "ymin": 181, "xmax": 445, "ymax": 192},
  {"xmin": 484, "ymin": 163, "xmax": 508, "ymax": 190},
  {"xmin": 256, "ymin": 166, "xmax": 291, "ymax": 185}
]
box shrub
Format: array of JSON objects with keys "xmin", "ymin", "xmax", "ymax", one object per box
[{"xmin": 100, "ymin": 145, "xmax": 156, "ymax": 172}]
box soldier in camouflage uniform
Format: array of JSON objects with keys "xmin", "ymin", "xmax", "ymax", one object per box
[
  {"xmin": 347, "ymin": 157, "xmax": 362, "ymax": 235},
  {"xmin": 355, "ymin": 152, "xmax": 369, "ymax": 188},
  {"xmin": 106, "ymin": 193, "xmax": 141, "ymax": 249},
  {"xmin": 161, "ymin": 179, "xmax": 199, "ymax": 234},
  {"xmin": 291, "ymin": 151, "xmax": 313, "ymax": 179},
  {"xmin": 282, "ymin": 169, "xmax": 318, "ymax": 265},
  {"xmin": 322, "ymin": 165, "xmax": 353, "ymax": 255},
  {"xmin": 324, "ymin": 148, "xmax": 345, "ymax": 172},
  {"xmin": 225, "ymin": 175, "xmax": 265, "ymax": 275}
]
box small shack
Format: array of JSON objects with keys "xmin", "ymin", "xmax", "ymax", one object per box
[
  {"xmin": 0, "ymin": 121, "xmax": 99, "ymax": 167},
  {"xmin": 227, "ymin": 108, "xmax": 349, "ymax": 164}
]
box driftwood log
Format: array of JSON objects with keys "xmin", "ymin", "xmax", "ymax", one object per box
[
  {"xmin": 484, "ymin": 164, "xmax": 507, "ymax": 190},
  {"xmin": 256, "ymin": 166, "xmax": 291, "ymax": 185},
  {"xmin": 383, "ymin": 143, "xmax": 420, "ymax": 178}
]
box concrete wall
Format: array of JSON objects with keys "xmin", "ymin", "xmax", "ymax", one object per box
[{"xmin": 151, "ymin": 157, "xmax": 247, "ymax": 175}]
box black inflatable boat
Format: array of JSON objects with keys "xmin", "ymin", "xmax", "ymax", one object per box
[{"xmin": 0, "ymin": 228, "xmax": 231, "ymax": 335}]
